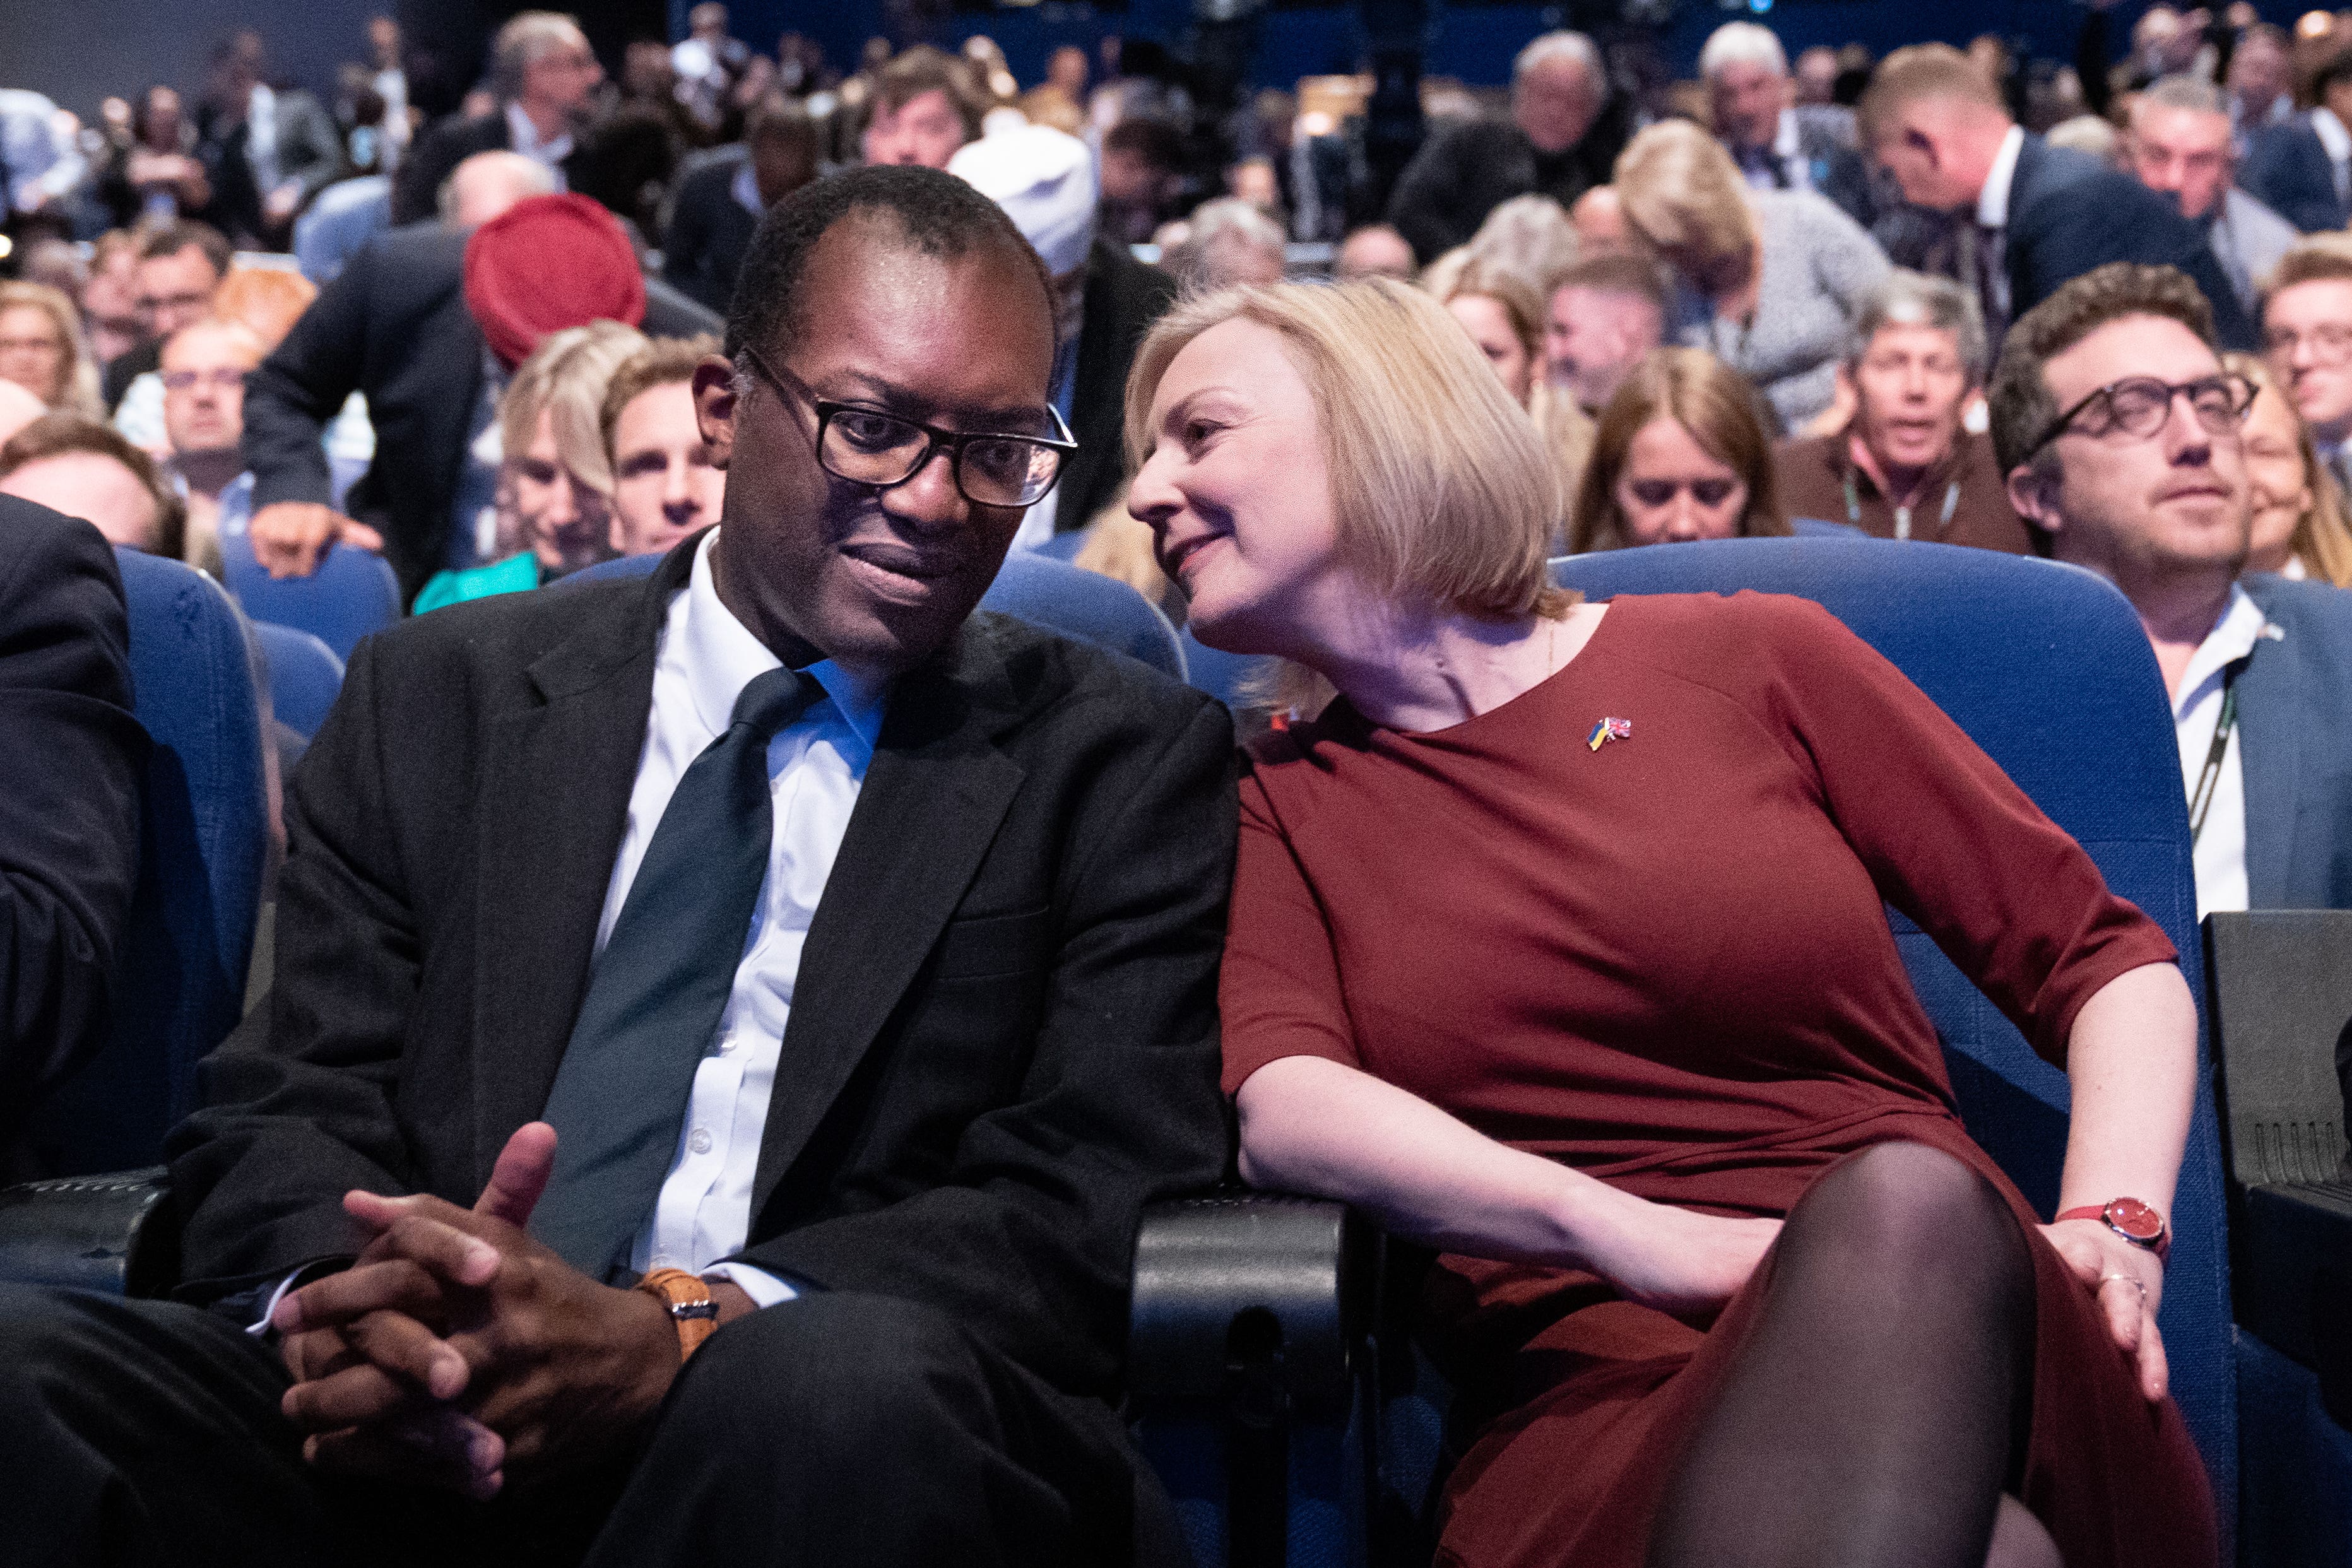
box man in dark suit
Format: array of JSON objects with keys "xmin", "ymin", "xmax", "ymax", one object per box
[
  {"xmin": 1990, "ymin": 259, "xmax": 2352, "ymax": 916},
  {"xmin": 0, "ymin": 164, "xmax": 1233, "ymax": 1566},
  {"xmin": 1860, "ymin": 44, "xmax": 2255, "ymax": 355},
  {"xmin": 659, "ymin": 97, "xmax": 820, "ymax": 315},
  {"xmin": 242, "ymin": 178, "xmax": 722, "ymax": 603},
  {"xmin": 192, "ymin": 32, "xmax": 348, "ymax": 249},
  {"xmin": 0, "ymin": 498, "xmax": 145, "ymax": 1145},
  {"xmin": 1699, "ymin": 21, "xmax": 1885, "ymax": 236},
  {"xmin": 2242, "ymin": 52, "xmax": 2352, "ymax": 235},
  {"xmin": 391, "ymin": 11, "xmax": 603, "ymax": 227}
]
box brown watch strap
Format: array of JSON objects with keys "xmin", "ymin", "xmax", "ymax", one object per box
[{"xmin": 635, "ymin": 1268, "xmax": 721, "ymax": 1360}]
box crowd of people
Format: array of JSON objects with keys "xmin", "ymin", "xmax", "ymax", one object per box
[{"xmin": 1, "ymin": 3, "xmax": 2351, "ymax": 1565}]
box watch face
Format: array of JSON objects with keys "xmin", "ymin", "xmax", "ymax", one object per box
[{"xmin": 2106, "ymin": 1198, "xmax": 2165, "ymax": 1244}]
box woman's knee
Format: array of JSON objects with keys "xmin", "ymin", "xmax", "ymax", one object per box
[{"xmin": 1783, "ymin": 1143, "xmax": 2033, "ymax": 1311}]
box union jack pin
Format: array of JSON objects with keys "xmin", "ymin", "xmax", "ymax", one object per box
[{"xmin": 1587, "ymin": 716, "xmax": 1633, "ymax": 752}]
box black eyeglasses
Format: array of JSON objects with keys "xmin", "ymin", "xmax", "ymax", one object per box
[
  {"xmin": 2022, "ymin": 374, "xmax": 2255, "ymax": 461},
  {"xmin": 1626, "ymin": 477, "xmax": 1741, "ymax": 508},
  {"xmin": 740, "ymin": 344, "xmax": 1076, "ymax": 509}
]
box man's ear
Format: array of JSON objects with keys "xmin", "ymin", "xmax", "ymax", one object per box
[
  {"xmin": 2006, "ymin": 459, "xmax": 2063, "ymax": 534},
  {"xmin": 693, "ymin": 355, "xmax": 739, "ymax": 471},
  {"xmin": 1903, "ymin": 125, "xmax": 1940, "ymax": 170}
]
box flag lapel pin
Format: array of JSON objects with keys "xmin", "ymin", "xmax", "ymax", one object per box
[{"xmin": 1587, "ymin": 716, "xmax": 1632, "ymax": 752}]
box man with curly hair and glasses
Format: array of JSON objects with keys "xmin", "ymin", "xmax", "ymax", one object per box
[{"xmin": 1991, "ymin": 260, "xmax": 2352, "ymax": 915}]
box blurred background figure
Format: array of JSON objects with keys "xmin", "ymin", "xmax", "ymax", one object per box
[
  {"xmin": 1568, "ymin": 186, "xmax": 1634, "ymax": 254},
  {"xmin": 193, "ymin": 31, "xmax": 343, "ymax": 250},
  {"xmin": 1159, "ymin": 197, "xmax": 1287, "ymax": 292},
  {"xmin": 79, "ymin": 235, "xmax": 145, "ymax": 371},
  {"xmin": 93, "ymin": 87, "xmax": 210, "ymax": 230},
  {"xmin": 1544, "ymin": 253, "xmax": 1667, "ymax": 417},
  {"xmin": 1794, "ymin": 47, "xmax": 1842, "ymax": 109},
  {"xmin": 2127, "ymin": 76, "xmax": 2295, "ymax": 319},
  {"xmin": 1334, "ymin": 224, "xmax": 1417, "ymax": 281},
  {"xmin": 664, "ymin": 96, "xmax": 820, "ymax": 315},
  {"xmin": 157, "ymin": 316, "xmax": 266, "ymax": 570},
  {"xmin": 2229, "ymin": 351, "xmax": 2352, "ymax": 585},
  {"xmin": 600, "ymin": 335, "xmax": 724, "ymax": 558},
  {"xmin": 2225, "ymin": 23, "xmax": 2295, "ymax": 148},
  {"xmin": 1435, "ymin": 264, "xmax": 1545, "ymax": 409},
  {"xmin": 1571, "ymin": 346, "xmax": 1788, "ymax": 550},
  {"xmin": 0, "ymin": 415, "xmax": 184, "ymax": 557},
  {"xmin": 861, "ymin": 45, "xmax": 978, "ymax": 170},
  {"xmin": 1098, "ymin": 117, "xmax": 1189, "ymax": 244},
  {"xmin": 2242, "ymin": 50, "xmax": 2352, "ymax": 233},
  {"xmin": 0, "ymin": 283, "xmax": 100, "ymax": 419},
  {"xmin": 672, "ymin": 3, "xmax": 752, "ymax": 141},
  {"xmin": 1698, "ymin": 22, "xmax": 1879, "ymax": 233},
  {"xmin": 393, "ymin": 11, "xmax": 601, "ymax": 225},
  {"xmin": 0, "ymin": 88, "xmax": 88, "ymax": 246}
]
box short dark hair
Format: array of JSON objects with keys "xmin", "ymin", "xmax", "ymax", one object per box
[
  {"xmin": 870, "ymin": 45, "xmax": 981, "ymax": 139},
  {"xmin": 1103, "ymin": 115, "xmax": 1185, "ymax": 174},
  {"xmin": 138, "ymin": 220, "xmax": 233, "ymax": 280},
  {"xmin": 0, "ymin": 413, "xmax": 186, "ymax": 558},
  {"xmin": 724, "ymin": 164, "xmax": 1053, "ymax": 365},
  {"xmin": 1547, "ymin": 252, "xmax": 1669, "ymax": 315},
  {"xmin": 1987, "ymin": 262, "xmax": 2216, "ymax": 476}
]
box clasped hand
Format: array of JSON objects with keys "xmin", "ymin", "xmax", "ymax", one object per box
[{"xmin": 271, "ymin": 1123, "xmax": 680, "ymax": 1498}]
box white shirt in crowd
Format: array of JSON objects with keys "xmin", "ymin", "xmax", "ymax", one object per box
[
  {"xmin": 2173, "ymin": 585, "xmax": 2276, "ymax": 918},
  {"xmin": 1975, "ymin": 122, "xmax": 2027, "ymax": 324},
  {"xmin": 504, "ymin": 100, "xmax": 573, "ymax": 187}
]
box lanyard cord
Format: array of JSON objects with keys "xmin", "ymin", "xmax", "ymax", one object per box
[
  {"xmin": 2187, "ymin": 661, "xmax": 2247, "ymax": 846},
  {"xmin": 1844, "ymin": 470, "xmax": 1962, "ymax": 539}
]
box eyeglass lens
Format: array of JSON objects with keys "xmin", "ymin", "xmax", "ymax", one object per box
[
  {"xmin": 821, "ymin": 406, "xmax": 1060, "ymax": 507},
  {"xmin": 1628, "ymin": 477, "xmax": 1739, "ymax": 508},
  {"xmin": 2089, "ymin": 377, "xmax": 2249, "ymax": 440}
]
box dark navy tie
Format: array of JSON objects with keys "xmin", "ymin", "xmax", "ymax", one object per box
[{"xmin": 529, "ymin": 665, "xmax": 824, "ymax": 1282}]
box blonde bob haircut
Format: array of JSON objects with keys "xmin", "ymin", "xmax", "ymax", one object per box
[
  {"xmin": 497, "ymin": 320, "xmax": 651, "ymax": 507},
  {"xmin": 0, "ymin": 281, "xmax": 102, "ymax": 418},
  {"xmin": 1613, "ymin": 120, "xmax": 1759, "ymax": 299},
  {"xmin": 1124, "ymin": 278, "xmax": 1573, "ymax": 622},
  {"xmin": 1570, "ymin": 346, "xmax": 1790, "ymax": 552}
]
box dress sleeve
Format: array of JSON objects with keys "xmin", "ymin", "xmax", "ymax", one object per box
[
  {"xmin": 1219, "ymin": 760, "xmax": 1362, "ymax": 1095},
  {"xmin": 1757, "ymin": 596, "xmax": 2177, "ymax": 1068}
]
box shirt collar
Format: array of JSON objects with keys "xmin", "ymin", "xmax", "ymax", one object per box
[
  {"xmin": 679, "ymin": 529, "xmax": 889, "ymax": 758},
  {"xmin": 1773, "ymin": 107, "xmax": 1802, "ymax": 163},
  {"xmin": 731, "ymin": 156, "xmax": 762, "ymax": 218},
  {"xmin": 505, "ymin": 100, "xmax": 574, "ymax": 164},
  {"xmin": 1978, "ymin": 124, "xmax": 2026, "ymax": 230},
  {"xmin": 2319, "ymin": 107, "xmax": 2352, "ymax": 163},
  {"xmin": 2173, "ymin": 584, "xmax": 2272, "ymax": 716}
]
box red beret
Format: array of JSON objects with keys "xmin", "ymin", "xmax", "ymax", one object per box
[{"xmin": 463, "ymin": 192, "xmax": 647, "ymax": 370}]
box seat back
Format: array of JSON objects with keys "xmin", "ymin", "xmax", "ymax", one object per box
[
  {"xmin": 220, "ymin": 532, "xmax": 401, "ymax": 662},
  {"xmin": 1549, "ymin": 537, "xmax": 2238, "ymax": 1531},
  {"xmin": 21, "ymin": 552, "xmax": 268, "ymax": 1175},
  {"xmin": 250, "ymin": 622, "xmax": 346, "ymax": 740}
]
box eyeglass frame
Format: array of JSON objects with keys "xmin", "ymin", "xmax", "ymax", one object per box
[
  {"xmin": 2018, "ymin": 372, "xmax": 2255, "ymax": 463},
  {"xmin": 2262, "ymin": 322, "xmax": 2352, "ymax": 367},
  {"xmin": 738, "ymin": 342, "xmax": 1077, "ymax": 509}
]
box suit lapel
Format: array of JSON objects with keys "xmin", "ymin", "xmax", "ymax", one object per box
[
  {"xmin": 749, "ymin": 628, "xmax": 1027, "ymax": 1217},
  {"xmin": 467, "ymin": 552, "xmax": 689, "ymax": 1186},
  {"xmin": 2237, "ymin": 586, "xmax": 2302, "ymax": 907}
]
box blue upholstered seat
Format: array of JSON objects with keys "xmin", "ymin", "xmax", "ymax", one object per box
[
  {"xmin": 250, "ymin": 622, "xmax": 346, "ymax": 741},
  {"xmin": 218, "ymin": 531, "xmax": 401, "ymax": 663},
  {"xmin": 19, "ymin": 552, "xmax": 268, "ymax": 1175}
]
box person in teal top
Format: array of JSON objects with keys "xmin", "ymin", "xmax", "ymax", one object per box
[{"xmin": 415, "ymin": 319, "xmax": 648, "ymax": 613}]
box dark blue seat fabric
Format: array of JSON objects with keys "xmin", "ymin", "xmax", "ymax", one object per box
[
  {"xmin": 218, "ymin": 531, "xmax": 401, "ymax": 663},
  {"xmin": 20, "ymin": 551, "xmax": 268, "ymax": 1175},
  {"xmin": 567, "ymin": 548, "xmax": 1189, "ymax": 681},
  {"xmin": 1544, "ymin": 536, "xmax": 2237, "ymax": 1542},
  {"xmin": 250, "ymin": 622, "xmax": 346, "ymax": 741}
]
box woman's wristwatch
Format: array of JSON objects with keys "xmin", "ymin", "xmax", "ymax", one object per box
[
  {"xmin": 635, "ymin": 1268, "xmax": 722, "ymax": 1360},
  {"xmin": 2055, "ymin": 1198, "xmax": 2170, "ymax": 1264}
]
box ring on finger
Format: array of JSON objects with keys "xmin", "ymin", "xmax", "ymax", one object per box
[{"xmin": 2098, "ymin": 1271, "xmax": 2147, "ymax": 1306}]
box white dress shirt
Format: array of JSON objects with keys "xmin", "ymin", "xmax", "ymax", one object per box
[
  {"xmin": 504, "ymin": 100, "xmax": 574, "ymax": 186},
  {"xmin": 248, "ymin": 84, "xmax": 281, "ymax": 196},
  {"xmin": 2174, "ymin": 586, "xmax": 2274, "ymax": 918},
  {"xmin": 1974, "ymin": 124, "xmax": 2026, "ymax": 324},
  {"xmin": 2315, "ymin": 107, "xmax": 2352, "ymax": 205}
]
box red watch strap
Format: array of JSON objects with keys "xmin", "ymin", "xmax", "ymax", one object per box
[{"xmin": 2056, "ymin": 1201, "xmax": 2170, "ymax": 1263}]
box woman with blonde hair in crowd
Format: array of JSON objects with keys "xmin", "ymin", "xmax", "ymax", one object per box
[
  {"xmin": 0, "ymin": 282, "xmax": 103, "ymax": 420},
  {"xmin": 1571, "ymin": 345, "xmax": 1788, "ymax": 551},
  {"xmin": 1614, "ymin": 119, "xmax": 1889, "ymax": 433},
  {"xmin": 414, "ymin": 320, "xmax": 649, "ymax": 611},
  {"xmin": 1125, "ymin": 274, "xmax": 2216, "ymax": 1568},
  {"xmin": 2225, "ymin": 351, "xmax": 2352, "ymax": 586},
  {"xmin": 1436, "ymin": 261, "xmax": 1593, "ymax": 533}
]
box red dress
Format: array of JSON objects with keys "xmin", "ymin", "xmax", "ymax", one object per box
[{"xmin": 1220, "ymin": 592, "xmax": 2217, "ymax": 1568}]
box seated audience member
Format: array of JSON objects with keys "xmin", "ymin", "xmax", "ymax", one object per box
[
  {"xmin": 103, "ymin": 221, "xmax": 232, "ymax": 416},
  {"xmin": 80, "ymin": 234, "xmax": 148, "ymax": 372},
  {"xmin": 192, "ymin": 32, "xmax": 345, "ymax": 250},
  {"xmin": 1616, "ymin": 120, "xmax": 1890, "ymax": 433},
  {"xmin": 1544, "ymin": 252, "xmax": 1668, "ymax": 415},
  {"xmin": 1160, "ymin": 198, "xmax": 1289, "ymax": 295},
  {"xmin": 1860, "ymin": 45, "xmax": 2255, "ymax": 355},
  {"xmin": 1126, "ymin": 276, "xmax": 2215, "ymax": 1568},
  {"xmin": 1699, "ymin": 22, "xmax": 1879, "ymax": 232},
  {"xmin": 0, "ymin": 283, "xmax": 101, "ymax": 419},
  {"xmin": 0, "ymin": 415, "xmax": 186, "ymax": 558},
  {"xmin": 601, "ymin": 334, "xmax": 724, "ymax": 557},
  {"xmin": 0, "ymin": 163, "xmax": 1232, "ymax": 1568},
  {"xmin": 2226, "ymin": 24, "xmax": 2295, "ymax": 150},
  {"xmin": 1991, "ymin": 261, "xmax": 2352, "ymax": 913},
  {"xmin": 442, "ymin": 148, "xmax": 560, "ymax": 227},
  {"xmin": 2127, "ymin": 77, "xmax": 2297, "ymax": 319},
  {"xmin": 0, "ymin": 495, "xmax": 145, "ymax": 1148},
  {"xmin": 1097, "ymin": 117, "xmax": 1189, "ymax": 246},
  {"xmin": 415, "ymin": 321, "xmax": 645, "ymax": 611},
  {"xmin": 861, "ymin": 45, "xmax": 979, "ymax": 170},
  {"xmin": 950, "ymin": 121, "xmax": 1174, "ymax": 546},
  {"xmin": 1569, "ymin": 345, "xmax": 1789, "ymax": 550},
  {"xmin": 1455, "ymin": 194, "xmax": 1583, "ymax": 297},
  {"xmin": 663, "ymin": 95, "xmax": 822, "ymax": 315},
  {"xmin": 1386, "ymin": 32, "xmax": 1633, "ymax": 262},
  {"xmin": 1438, "ymin": 265, "xmax": 1545, "ymax": 408},
  {"xmin": 2242, "ymin": 50, "xmax": 2352, "ymax": 234},
  {"xmin": 391, "ymin": 11, "xmax": 601, "ymax": 226},
  {"xmin": 2261, "ymin": 237, "xmax": 2352, "ymax": 493},
  {"xmin": 1777, "ymin": 270, "xmax": 2033, "ymax": 550},
  {"xmin": 159, "ymin": 317, "xmax": 267, "ymax": 570},
  {"xmin": 2044, "ymin": 115, "xmax": 2124, "ymax": 168},
  {"xmin": 1333, "ymin": 223, "xmax": 1418, "ymax": 282},
  {"xmin": 2227, "ymin": 351, "xmax": 2352, "ymax": 584},
  {"xmin": 1568, "ymin": 184, "xmax": 1633, "ymax": 254},
  {"xmin": 243, "ymin": 189, "xmax": 721, "ymax": 600}
]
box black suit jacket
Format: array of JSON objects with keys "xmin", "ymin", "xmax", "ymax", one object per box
[
  {"xmin": 0, "ymin": 499, "xmax": 145, "ymax": 1118},
  {"xmin": 2242, "ymin": 117, "xmax": 2348, "ymax": 235},
  {"xmin": 1058, "ymin": 239, "xmax": 1177, "ymax": 534},
  {"xmin": 165, "ymin": 537, "xmax": 1237, "ymax": 1396},
  {"xmin": 1385, "ymin": 100, "xmax": 1634, "ymax": 264},
  {"xmin": 196, "ymin": 89, "xmax": 346, "ymax": 246},
  {"xmin": 660, "ymin": 146, "xmax": 760, "ymax": 315},
  {"xmin": 2002, "ymin": 134, "xmax": 2257, "ymax": 350},
  {"xmin": 391, "ymin": 109, "xmax": 588, "ymax": 228},
  {"xmin": 2238, "ymin": 574, "xmax": 2352, "ymax": 911},
  {"xmin": 242, "ymin": 222, "xmax": 723, "ymax": 603}
]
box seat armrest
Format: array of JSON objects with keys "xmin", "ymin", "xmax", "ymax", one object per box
[
  {"xmin": 1129, "ymin": 1192, "xmax": 1371, "ymax": 1423},
  {"xmin": 2237, "ymin": 1180, "xmax": 2352, "ymax": 1427},
  {"xmin": 0, "ymin": 1167, "xmax": 178, "ymax": 1297}
]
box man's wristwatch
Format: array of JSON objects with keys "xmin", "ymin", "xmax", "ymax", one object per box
[
  {"xmin": 2055, "ymin": 1198, "xmax": 2171, "ymax": 1264},
  {"xmin": 635, "ymin": 1268, "xmax": 721, "ymax": 1360}
]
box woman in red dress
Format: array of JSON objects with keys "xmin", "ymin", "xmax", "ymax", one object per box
[{"xmin": 1123, "ymin": 280, "xmax": 2216, "ymax": 1568}]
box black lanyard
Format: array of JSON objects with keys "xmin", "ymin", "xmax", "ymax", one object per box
[
  {"xmin": 2187, "ymin": 661, "xmax": 2247, "ymax": 847},
  {"xmin": 1844, "ymin": 471, "xmax": 1961, "ymax": 540}
]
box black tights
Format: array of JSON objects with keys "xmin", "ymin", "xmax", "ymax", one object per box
[{"xmin": 1645, "ymin": 1142, "xmax": 2054, "ymax": 1568}]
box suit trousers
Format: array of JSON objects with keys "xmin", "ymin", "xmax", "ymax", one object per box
[{"xmin": 0, "ymin": 1283, "xmax": 1185, "ymax": 1568}]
